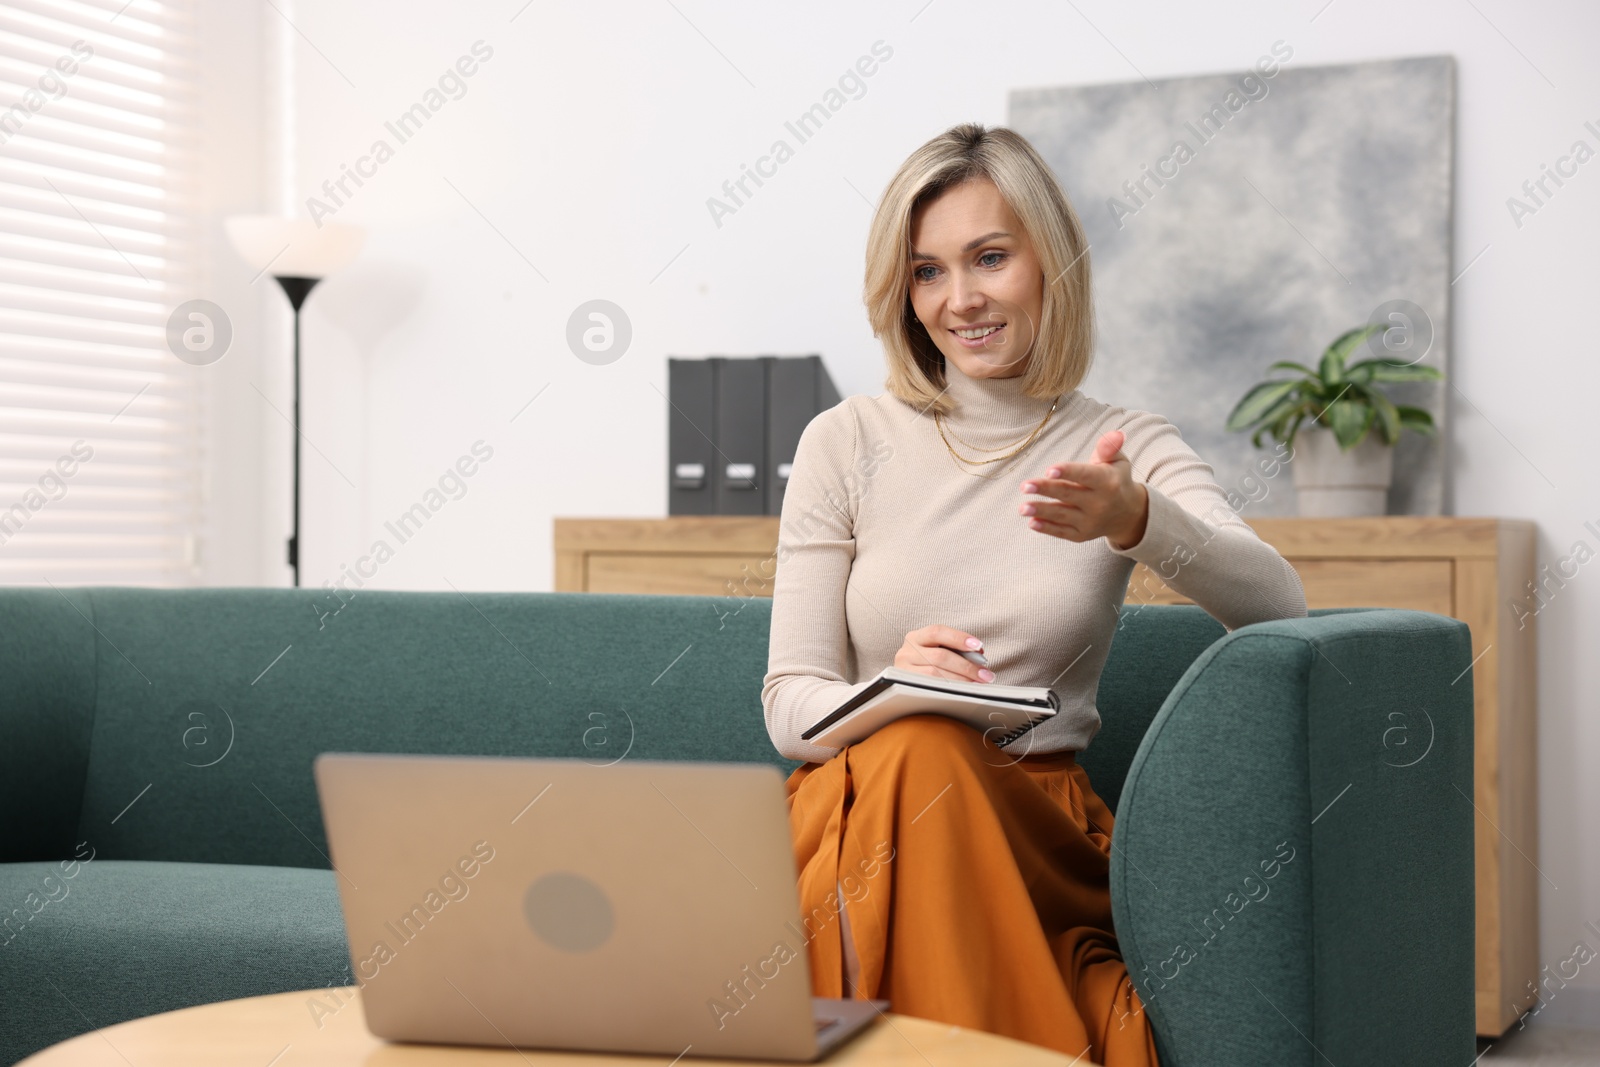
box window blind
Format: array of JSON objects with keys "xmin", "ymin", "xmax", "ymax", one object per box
[{"xmin": 0, "ymin": 0, "xmax": 202, "ymax": 585}]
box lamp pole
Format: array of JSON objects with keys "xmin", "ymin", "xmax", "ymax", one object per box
[
  {"xmin": 273, "ymin": 275, "xmax": 320, "ymax": 588},
  {"xmin": 224, "ymin": 215, "xmax": 363, "ymax": 589}
]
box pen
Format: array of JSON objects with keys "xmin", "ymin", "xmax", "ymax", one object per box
[{"xmin": 956, "ymin": 649, "xmax": 989, "ymax": 667}]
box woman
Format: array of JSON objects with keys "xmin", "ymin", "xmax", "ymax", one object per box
[{"xmin": 760, "ymin": 123, "xmax": 1308, "ymax": 1064}]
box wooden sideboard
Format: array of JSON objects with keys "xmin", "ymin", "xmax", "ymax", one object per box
[{"xmin": 554, "ymin": 515, "xmax": 1538, "ymax": 1036}]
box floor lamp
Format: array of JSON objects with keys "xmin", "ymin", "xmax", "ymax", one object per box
[{"xmin": 225, "ymin": 217, "xmax": 365, "ymax": 587}]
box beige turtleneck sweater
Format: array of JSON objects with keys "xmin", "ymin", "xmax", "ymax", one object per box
[{"xmin": 760, "ymin": 361, "xmax": 1309, "ymax": 764}]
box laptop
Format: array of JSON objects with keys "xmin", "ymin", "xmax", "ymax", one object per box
[{"xmin": 313, "ymin": 753, "xmax": 887, "ymax": 1061}]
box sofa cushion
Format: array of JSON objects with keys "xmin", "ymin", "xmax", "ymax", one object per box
[{"xmin": 0, "ymin": 860, "xmax": 349, "ymax": 1066}]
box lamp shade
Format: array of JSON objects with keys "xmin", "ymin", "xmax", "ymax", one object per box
[{"xmin": 225, "ymin": 216, "xmax": 365, "ymax": 277}]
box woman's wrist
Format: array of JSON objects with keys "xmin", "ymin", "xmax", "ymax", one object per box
[{"xmin": 1107, "ymin": 483, "xmax": 1150, "ymax": 551}]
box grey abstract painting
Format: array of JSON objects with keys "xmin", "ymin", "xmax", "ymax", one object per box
[{"xmin": 1010, "ymin": 53, "xmax": 1455, "ymax": 515}]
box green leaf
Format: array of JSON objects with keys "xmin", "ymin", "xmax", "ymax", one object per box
[
  {"xmin": 1318, "ymin": 323, "xmax": 1386, "ymax": 385},
  {"xmin": 1370, "ymin": 390, "xmax": 1402, "ymax": 445},
  {"xmin": 1267, "ymin": 360, "xmax": 1319, "ymax": 378},
  {"xmin": 1396, "ymin": 404, "xmax": 1437, "ymax": 436},
  {"xmin": 1347, "ymin": 359, "xmax": 1445, "ymax": 383},
  {"xmin": 1318, "ymin": 344, "xmax": 1346, "ymax": 385},
  {"xmin": 1283, "ymin": 412, "xmax": 1306, "ymax": 453},
  {"xmin": 1340, "ymin": 381, "xmax": 1375, "ymax": 407},
  {"xmin": 1255, "ymin": 406, "xmax": 1294, "ymax": 448},
  {"xmin": 1326, "ymin": 398, "xmax": 1372, "ymax": 450},
  {"xmin": 1252, "ymin": 393, "xmax": 1308, "ymax": 434},
  {"xmin": 1226, "ymin": 379, "xmax": 1302, "ymax": 431},
  {"xmin": 1333, "ymin": 323, "xmax": 1387, "ymax": 362},
  {"xmin": 1310, "ymin": 379, "xmax": 1362, "ymax": 421},
  {"xmin": 1294, "ymin": 379, "xmax": 1331, "ymax": 410}
]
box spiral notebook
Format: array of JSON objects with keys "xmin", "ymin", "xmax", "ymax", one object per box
[{"xmin": 800, "ymin": 667, "xmax": 1059, "ymax": 749}]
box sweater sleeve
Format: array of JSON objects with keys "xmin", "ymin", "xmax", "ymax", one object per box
[
  {"xmin": 760, "ymin": 403, "xmax": 872, "ymax": 763},
  {"xmin": 1108, "ymin": 411, "xmax": 1308, "ymax": 630}
]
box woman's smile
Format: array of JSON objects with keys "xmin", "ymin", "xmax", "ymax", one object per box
[{"xmin": 951, "ymin": 323, "xmax": 1005, "ymax": 347}]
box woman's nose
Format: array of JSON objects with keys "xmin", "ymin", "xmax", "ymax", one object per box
[{"xmin": 949, "ymin": 275, "xmax": 985, "ymax": 312}]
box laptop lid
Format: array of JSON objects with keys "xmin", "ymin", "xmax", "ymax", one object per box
[{"xmin": 313, "ymin": 753, "xmax": 837, "ymax": 1061}]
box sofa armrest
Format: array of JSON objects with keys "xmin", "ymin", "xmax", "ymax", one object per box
[
  {"xmin": 0, "ymin": 588, "xmax": 99, "ymax": 862},
  {"xmin": 1109, "ymin": 609, "xmax": 1475, "ymax": 1067}
]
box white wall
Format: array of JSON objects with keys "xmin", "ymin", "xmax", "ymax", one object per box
[
  {"xmin": 192, "ymin": 0, "xmax": 281, "ymax": 584},
  {"xmin": 208, "ymin": 0, "xmax": 1600, "ymax": 1024}
]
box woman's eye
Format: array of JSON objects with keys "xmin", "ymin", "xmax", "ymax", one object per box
[
  {"xmin": 979, "ymin": 251, "xmax": 1007, "ymax": 267},
  {"xmin": 912, "ymin": 265, "xmax": 937, "ymax": 283}
]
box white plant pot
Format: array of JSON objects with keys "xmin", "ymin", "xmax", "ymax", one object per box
[{"xmin": 1290, "ymin": 426, "xmax": 1394, "ymax": 518}]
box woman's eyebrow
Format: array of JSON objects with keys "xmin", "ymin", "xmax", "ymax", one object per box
[{"xmin": 910, "ymin": 231, "xmax": 1012, "ymax": 261}]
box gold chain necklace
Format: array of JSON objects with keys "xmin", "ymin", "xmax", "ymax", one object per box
[
  {"xmin": 934, "ymin": 395, "xmax": 1062, "ymax": 477},
  {"xmin": 938, "ymin": 416, "xmax": 1033, "ymax": 453}
]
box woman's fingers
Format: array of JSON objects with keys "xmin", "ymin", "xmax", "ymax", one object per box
[
  {"xmin": 899, "ymin": 626, "xmax": 992, "ymax": 683},
  {"xmin": 1089, "ymin": 429, "xmax": 1126, "ymax": 464},
  {"xmin": 911, "ymin": 653, "xmax": 988, "ymax": 683},
  {"xmin": 1020, "ymin": 495, "xmax": 1086, "ymax": 516},
  {"xmin": 1025, "ymin": 514, "xmax": 1084, "ymax": 539},
  {"xmin": 913, "ymin": 623, "xmax": 983, "ymax": 652},
  {"xmin": 1026, "ymin": 463, "xmax": 1109, "ymax": 492}
]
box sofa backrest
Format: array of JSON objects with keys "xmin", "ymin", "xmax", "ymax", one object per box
[{"xmin": 0, "ymin": 588, "xmax": 1231, "ymax": 868}]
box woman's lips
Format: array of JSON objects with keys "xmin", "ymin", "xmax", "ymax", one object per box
[{"xmin": 951, "ymin": 323, "xmax": 1004, "ymax": 349}]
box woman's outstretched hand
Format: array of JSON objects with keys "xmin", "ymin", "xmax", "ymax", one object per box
[
  {"xmin": 1019, "ymin": 429, "xmax": 1150, "ymax": 550},
  {"xmin": 894, "ymin": 624, "xmax": 995, "ymax": 684}
]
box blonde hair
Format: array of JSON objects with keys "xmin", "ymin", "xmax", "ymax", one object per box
[{"xmin": 863, "ymin": 123, "xmax": 1095, "ymax": 414}]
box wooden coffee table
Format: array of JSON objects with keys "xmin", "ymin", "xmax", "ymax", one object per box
[{"xmin": 17, "ymin": 988, "xmax": 1087, "ymax": 1065}]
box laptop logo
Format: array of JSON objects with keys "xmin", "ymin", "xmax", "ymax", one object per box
[{"xmin": 523, "ymin": 872, "xmax": 614, "ymax": 952}]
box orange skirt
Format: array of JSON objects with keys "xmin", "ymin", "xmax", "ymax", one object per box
[{"xmin": 784, "ymin": 713, "xmax": 1159, "ymax": 1065}]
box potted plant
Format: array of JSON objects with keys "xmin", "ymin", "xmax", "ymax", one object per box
[{"xmin": 1226, "ymin": 323, "xmax": 1443, "ymax": 517}]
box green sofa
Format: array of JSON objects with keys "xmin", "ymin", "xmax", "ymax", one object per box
[{"xmin": 0, "ymin": 587, "xmax": 1475, "ymax": 1065}]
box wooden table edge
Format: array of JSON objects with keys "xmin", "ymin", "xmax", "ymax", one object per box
[{"xmin": 18, "ymin": 987, "xmax": 1086, "ymax": 1066}]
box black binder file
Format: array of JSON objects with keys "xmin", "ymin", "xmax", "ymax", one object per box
[
  {"xmin": 712, "ymin": 357, "xmax": 768, "ymax": 516},
  {"xmin": 667, "ymin": 358, "xmax": 716, "ymax": 515},
  {"xmin": 765, "ymin": 356, "xmax": 842, "ymax": 516},
  {"xmin": 666, "ymin": 355, "xmax": 842, "ymax": 516}
]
